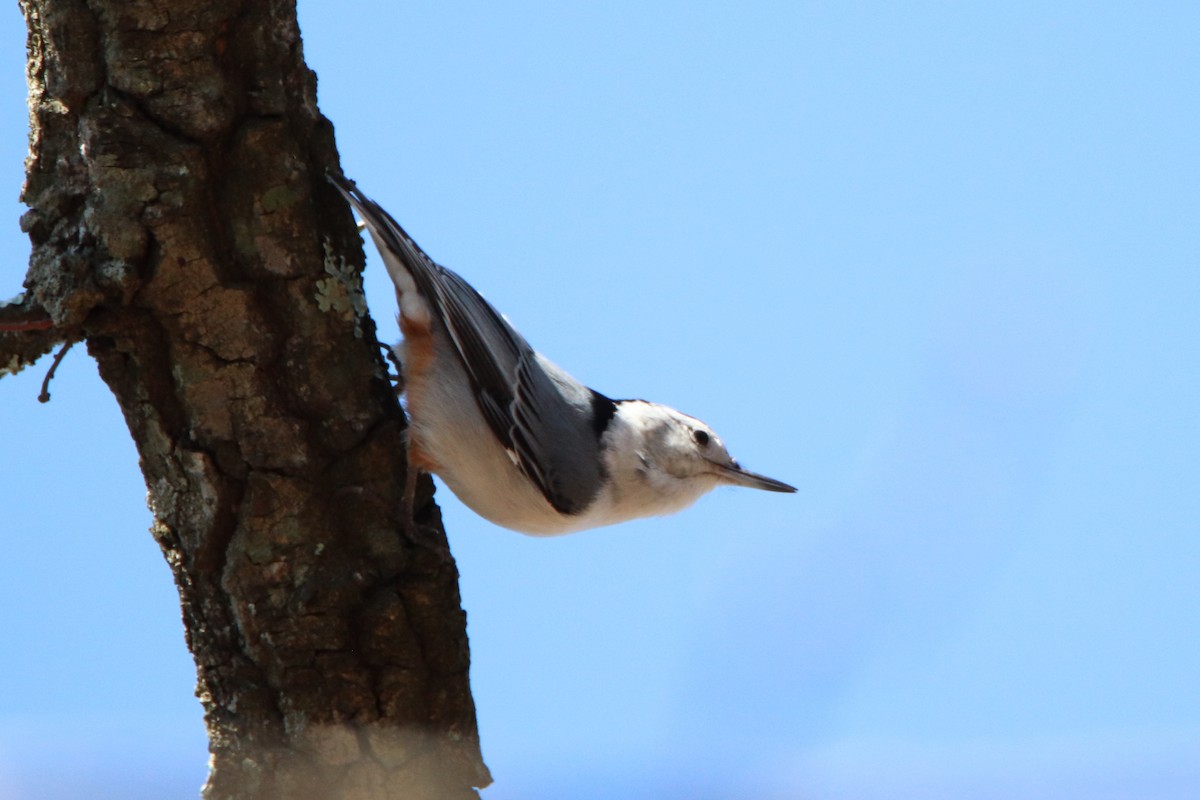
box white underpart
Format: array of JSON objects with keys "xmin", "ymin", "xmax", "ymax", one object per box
[
  {"xmin": 401, "ymin": 329, "xmax": 585, "ymax": 535},
  {"xmin": 404, "ymin": 333, "xmax": 720, "ymax": 534},
  {"xmin": 368, "ymin": 230, "xmax": 432, "ymax": 328}
]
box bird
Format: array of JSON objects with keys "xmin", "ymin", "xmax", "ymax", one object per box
[{"xmin": 329, "ymin": 174, "xmax": 796, "ymax": 535}]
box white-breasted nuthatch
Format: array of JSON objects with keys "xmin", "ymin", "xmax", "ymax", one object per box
[{"xmin": 330, "ymin": 175, "xmax": 795, "ymax": 535}]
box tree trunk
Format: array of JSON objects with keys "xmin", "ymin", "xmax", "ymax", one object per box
[{"xmin": 6, "ymin": 1, "xmax": 490, "ymax": 796}]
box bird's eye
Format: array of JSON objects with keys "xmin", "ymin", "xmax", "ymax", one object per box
[{"xmin": 692, "ymin": 429, "xmax": 710, "ymax": 447}]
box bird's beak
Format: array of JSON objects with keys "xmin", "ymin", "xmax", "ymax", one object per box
[{"xmin": 711, "ymin": 462, "xmax": 797, "ymax": 493}]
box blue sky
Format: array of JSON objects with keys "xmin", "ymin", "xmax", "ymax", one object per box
[{"xmin": 2, "ymin": 3, "xmax": 1198, "ymax": 798}]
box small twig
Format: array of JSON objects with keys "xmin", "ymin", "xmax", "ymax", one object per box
[
  {"xmin": 0, "ymin": 317, "xmax": 55, "ymax": 332},
  {"xmin": 38, "ymin": 340, "xmax": 75, "ymax": 403},
  {"xmin": 0, "ymin": 294, "xmax": 56, "ymax": 334}
]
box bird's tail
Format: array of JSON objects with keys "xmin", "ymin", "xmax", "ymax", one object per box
[{"xmin": 326, "ymin": 172, "xmax": 440, "ymax": 330}]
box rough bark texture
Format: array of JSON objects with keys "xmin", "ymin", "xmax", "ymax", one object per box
[{"xmin": 10, "ymin": 1, "xmax": 490, "ymax": 796}]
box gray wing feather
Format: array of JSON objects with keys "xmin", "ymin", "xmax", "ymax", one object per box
[{"xmin": 328, "ymin": 174, "xmax": 606, "ymax": 515}]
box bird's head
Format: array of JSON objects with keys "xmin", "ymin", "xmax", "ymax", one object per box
[{"xmin": 612, "ymin": 401, "xmax": 796, "ymax": 502}]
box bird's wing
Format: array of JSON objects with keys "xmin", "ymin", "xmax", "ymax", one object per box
[{"xmin": 328, "ymin": 174, "xmax": 608, "ymax": 515}]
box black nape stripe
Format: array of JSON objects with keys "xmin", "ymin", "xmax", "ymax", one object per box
[{"xmin": 589, "ymin": 391, "xmax": 618, "ymax": 438}]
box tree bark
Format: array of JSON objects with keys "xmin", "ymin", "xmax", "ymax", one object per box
[{"xmin": 8, "ymin": 1, "xmax": 490, "ymax": 796}]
